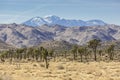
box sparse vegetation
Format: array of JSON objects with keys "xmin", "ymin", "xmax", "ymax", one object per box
[
  {"xmin": 88, "ymin": 39, "xmax": 101, "ymax": 61},
  {"xmin": 107, "ymin": 44, "xmax": 115, "ymax": 60},
  {"xmin": 0, "ymin": 39, "xmax": 120, "ymax": 67},
  {"xmin": 0, "ymin": 39, "xmax": 120, "ymax": 80}
]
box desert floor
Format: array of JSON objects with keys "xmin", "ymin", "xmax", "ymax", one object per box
[{"xmin": 0, "ymin": 61, "xmax": 120, "ymax": 80}]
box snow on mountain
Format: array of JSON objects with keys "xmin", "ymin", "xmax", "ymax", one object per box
[
  {"xmin": 0, "ymin": 24, "xmax": 120, "ymax": 48},
  {"xmin": 44, "ymin": 15, "xmax": 60, "ymax": 24},
  {"xmin": 86, "ymin": 20, "xmax": 107, "ymax": 26},
  {"xmin": 23, "ymin": 15, "xmax": 107, "ymax": 27},
  {"xmin": 23, "ymin": 17, "xmax": 47, "ymax": 27}
]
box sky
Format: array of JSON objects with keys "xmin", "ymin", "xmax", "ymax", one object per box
[{"xmin": 0, "ymin": 0, "xmax": 120, "ymax": 25}]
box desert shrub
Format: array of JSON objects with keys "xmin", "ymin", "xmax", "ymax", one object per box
[
  {"xmin": 33, "ymin": 64, "xmax": 37, "ymax": 67},
  {"xmin": 40, "ymin": 64, "xmax": 45, "ymax": 67},
  {"xmin": 57, "ymin": 65, "xmax": 64, "ymax": 70}
]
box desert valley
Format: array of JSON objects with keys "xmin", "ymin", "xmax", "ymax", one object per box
[
  {"xmin": 0, "ymin": 16, "xmax": 120, "ymax": 80},
  {"xmin": 0, "ymin": 0, "xmax": 120, "ymax": 80}
]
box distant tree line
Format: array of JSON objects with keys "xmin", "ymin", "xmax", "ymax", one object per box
[{"xmin": 0, "ymin": 39, "xmax": 120, "ymax": 69}]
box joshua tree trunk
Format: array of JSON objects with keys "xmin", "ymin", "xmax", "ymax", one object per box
[
  {"xmin": 94, "ymin": 49, "xmax": 97, "ymax": 61},
  {"xmin": 73, "ymin": 53, "xmax": 76, "ymax": 60},
  {"xmin": 80, "ymin": 54, "xmax": 83, "ymax": 62},
  {"xmin": 45, "ymin": 58, "xmax": 49, "ymax": 69},
  {"xmin": 109, "ymin": 53, "xmax": 114, "ymax": 60}
]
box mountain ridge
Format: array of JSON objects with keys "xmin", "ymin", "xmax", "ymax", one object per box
[
  {"xmin": 23, "ymin": 15, "xmax": 107, "ymax": 27},
  {"xmin": 0, "ymin": 23, "xmax": 120, "ymax": 48}
]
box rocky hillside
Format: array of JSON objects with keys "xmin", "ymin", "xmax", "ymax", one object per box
[
  {"xmin": 0, "ymin": 24, "xmax": 54, "ymax": 48},
  {"xmin": 38, "ymin": 40, "xmax": 72, "ymax": 51},
  {"xmin": 0, "ymin": 39, "xmax": 13, "ymax": 50},
  {"xmin": 0, "ymin": 23, "xmax": 120, "ymax": 48}
]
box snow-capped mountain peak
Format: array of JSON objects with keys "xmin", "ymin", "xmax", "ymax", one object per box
[
  {"xmin": 23, "ymin": 17, "xmax": 46, "ymax": 27},
  {"xmin": 31, "ymin": 16, "xmax": 43, "ymax": 21},
  {"xmin": 86, "ymin": 19, "xmax": 107, "ymax": 26},
  {"xmin": 44, "ymin": 15, "xmax": 60, "ymax": 24},
  {"xmin": 23, "ymin": 15, "xmax": 107, "ymax": 27},
  {"xmin": 44, "ymin": 15, "xmax": 60, "ymax": 20}
]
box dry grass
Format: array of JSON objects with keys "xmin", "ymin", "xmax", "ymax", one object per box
[{"xmin": 0, "ymin": 61, "xmax": 120, "ymax": 80}]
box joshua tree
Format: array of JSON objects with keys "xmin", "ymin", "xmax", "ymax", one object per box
[
  {"xmin": 39, "ymin": 47, "xmax": 44, "ymax": 62},
  {"xmin": 88, "ymin": 39, "xmax": 101, "ymax": 61},
  {"xmin": 8, "ymin": 49, "xmax": 15, "ymax": 64},
  {"xmin": 71, "ymin": 45, "xmax": 78, "ymax": 60},
  {"xmin": 17, "ymin": 48, "xmax": 25, "ymax": 61},
  {"xmin": 0, "ymin": 51, "xmax": 8, "ymax": 63},
  {"xmin": 48, "ymin": 49, "xmax": 54, "ymax": 57},
  {"xmin": 64, "ymin": 50, "xmax": 67, "ymax": 58},
  {"xmin": 107, "ymin": 44, "xmax": 115, "ymax": 60},
  {"xmin": 26, "ymin": 48, "xmax": 34, "ymax": 60},
  {"xmin": 98, "ymin": 50, "xmax": 102, "ymax": 57},
  {"xmin": 22, "ymin": 48, "xmax": 27, "ymax": 60},
  {"xmin": 78, "ymin": 47, "xmax": 84, "ymax": 62},
  {"xmin": 33, "ymin": 48, "xmax": 40, "ymax": 61},
  {"xmin": 98, "ymin": 50, "xmax": 103, "ymax": 61},
  {"xmin": 41, "ymin": 47, "xmax": 49, "ymax": 69},
  {"xmin": 83, "ymin": 47, "xmax": 89, "ymax": 62}
]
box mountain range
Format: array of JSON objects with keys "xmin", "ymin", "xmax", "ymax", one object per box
[
  {"xmin": 0, "ymin": 39, "xmax": 13, "ymax": 50},
  {"xmin": 23, "ymin": 15, "xmax": 107, "ymax": 27},
  {"xmin": 0, "ymin": 23, "xmax": 120, "ymax": 48}
]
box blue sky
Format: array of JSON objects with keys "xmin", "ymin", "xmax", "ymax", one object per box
[{"xmin": 0, "ymin": 0, "xmax": 120, "ymax": 25}]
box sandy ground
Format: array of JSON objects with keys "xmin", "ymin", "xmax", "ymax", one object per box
[{"xmin": 0, "ymin": 61, "xmax": 120, "ymax": 80}]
